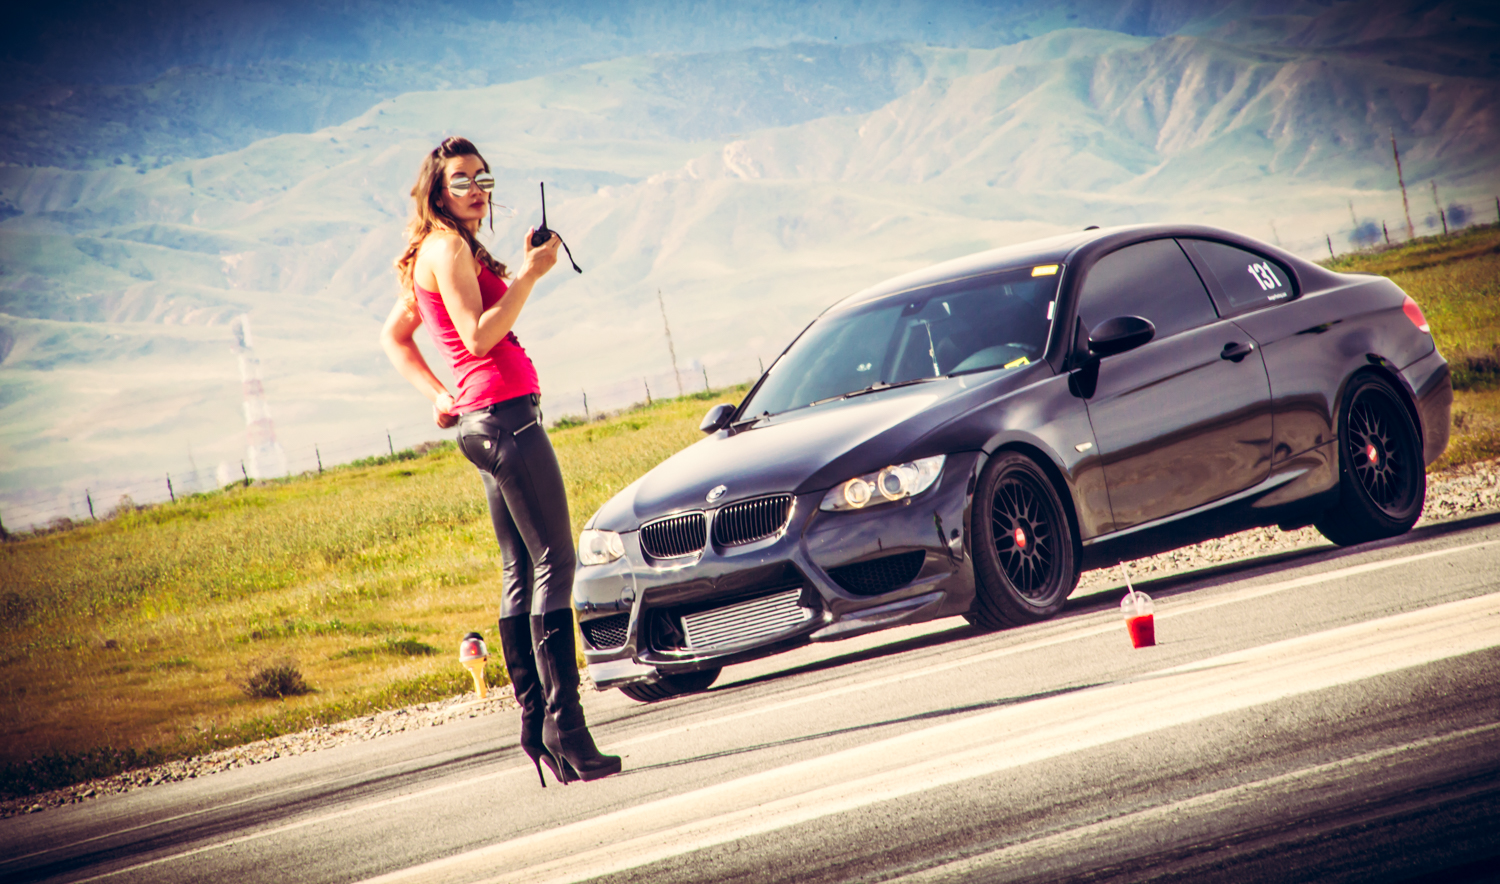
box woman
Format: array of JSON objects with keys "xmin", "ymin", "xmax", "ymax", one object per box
[{"xmin": 380, "ymin": 136, "xmax": 619, "ymax": 786}]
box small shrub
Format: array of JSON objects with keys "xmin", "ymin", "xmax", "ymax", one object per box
[
  {"xmin": 411, "ymin": 440, "xmax": 455, "ymax": 457},
  {"xmin": 240, "ymin": 659, "xmax": 312, "ymax": 699},
  {"xmin": 549, "ymin": 414, "xmax": 588, "ymax": 430},
  {"xmin": 383, "ymin": 638, "xmax": 438, "ymax": 656},
  {"xmin": 1450, "ymin": 345, "xmax": 1500, "ymax": 391},
  {"xmin": 104, "ymin": 496, "xmax": 140, "ymax": 520}
]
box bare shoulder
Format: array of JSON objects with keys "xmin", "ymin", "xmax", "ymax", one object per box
[{"xmin": 414, "ymin": 230, "xmax": 476, "ymax": 287}]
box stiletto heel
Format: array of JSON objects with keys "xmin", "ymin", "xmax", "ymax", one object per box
[
  {"xmin": 534, "ymin": 610, "xmax": 622, "ymax": 783},
  {"xmin": 526, "ymin": 751, "xmax": 547, "ymax": 787},
  {"xmin": 499, "ymin": 615, "xmax": 559, "ymax": 789}
]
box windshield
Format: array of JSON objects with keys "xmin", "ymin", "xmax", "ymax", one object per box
[{"xmin": 743, "ymin": 266, "xmax": 1060, "ymax": 418}]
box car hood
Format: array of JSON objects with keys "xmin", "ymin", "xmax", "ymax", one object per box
[{"xmin": 590, "ymin": 374, "xmax": 1003, "ymax": 531}]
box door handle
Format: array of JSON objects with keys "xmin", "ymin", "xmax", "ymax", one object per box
[{"xmin": 1221, "ymin": 341, "xmax": 1255, "ymax": 363}]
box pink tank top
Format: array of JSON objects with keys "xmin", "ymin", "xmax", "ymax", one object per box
[{"xmin": 413, "ymin": 265, "xmax": 540, "ymax": 412}]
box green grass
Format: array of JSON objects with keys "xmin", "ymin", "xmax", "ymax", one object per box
[
  {"xmin": 0, "ymin": 386, "xmax": 745, "ymax": 799},
  {"xmin": 1322, "ymin": 223, "xmax": 1500, "ymax": 467}
]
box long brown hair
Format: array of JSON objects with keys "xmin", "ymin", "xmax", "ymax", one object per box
[{"xmin": 394, "ymin": 136, "xmax": 508, "ymax": 309}]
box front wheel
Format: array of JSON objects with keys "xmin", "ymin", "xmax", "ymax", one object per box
[
  {"xmin": 968, "ymin": 451, "xmax": 1079, "ymax": 629},
  {"xmin": 1314, "ymin": 373, "xmax": 1425, "ymax": 546},
  {"xmin": 618, "ymin": 667, "xmax": 721, "ymax": 703}
]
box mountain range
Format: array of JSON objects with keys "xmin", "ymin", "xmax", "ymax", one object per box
[{"xmin": 1, "ymin": 0, "xmax": 1497, "ymax": 526}]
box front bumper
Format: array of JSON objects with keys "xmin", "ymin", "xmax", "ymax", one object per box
[{"xmin": 575, "ymin": 451, "xmax": 982, "ymax": 689}]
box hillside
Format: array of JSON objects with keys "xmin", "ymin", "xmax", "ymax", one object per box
[{"xmin": 1, "ymin": 0, "xmax": 1498, "ymax": 525}]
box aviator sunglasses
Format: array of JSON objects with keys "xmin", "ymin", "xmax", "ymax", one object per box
[{"xmin": 447, "ymin": 172, "xmax": 495, "ymax": 196}]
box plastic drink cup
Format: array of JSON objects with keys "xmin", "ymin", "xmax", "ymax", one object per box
[
  {"xmin": 459, "ymin": 633, "xmax": 489, "ymax": 698},
  {"xmin": 1118, "ymin": 562, "xmax": 1156, "ymax": 648}
]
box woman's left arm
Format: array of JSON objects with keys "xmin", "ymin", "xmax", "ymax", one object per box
[{"xmin": 380, "ymin": 301, "xmax": 458, "ymax": 427}]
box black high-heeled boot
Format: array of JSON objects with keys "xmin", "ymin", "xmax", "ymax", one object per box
[
  {"xmin": 533, "ymin": 609, "xmax": 621, "ymax": 783},
  {"xmin": 496, "ymin": 615, "xmax": 568, "ymax": 786}
]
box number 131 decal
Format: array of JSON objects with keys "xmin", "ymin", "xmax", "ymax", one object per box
[{"xmin": 1247, "ymin": 261, "xmax": 1283, "ymax": 292}]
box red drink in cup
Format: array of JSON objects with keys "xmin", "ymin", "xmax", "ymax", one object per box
[
  {"xmin": 1118, "ymin": 562, "xmax": 1156, "ymax": 648},
  {"xmin": 1125, "ymin": 611, "xmax": 1155, "ymax": 648}
]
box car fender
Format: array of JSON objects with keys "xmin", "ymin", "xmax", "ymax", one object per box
[{"xmin": 912, "ymin": 370, "xmax": 1111, "ymax": 540}]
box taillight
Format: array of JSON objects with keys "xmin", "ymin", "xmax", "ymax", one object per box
[{"xmin": 1402, "ymin": 295, "xmax": 1429, "ymax": 333}]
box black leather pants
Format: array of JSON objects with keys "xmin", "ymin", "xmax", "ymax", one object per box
[{"xmin": 456, "ymin": 394, "xmax": 576, "ymax": 618}]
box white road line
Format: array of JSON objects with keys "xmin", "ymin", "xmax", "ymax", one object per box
[
  {"xmin": 895, "ymin": 721, "xmax": 1500, "ymax": 883},
  {"xmin": 611, "ymin": 538, "xmax": 1500, "ymax": 750},
  {"xmin": 359, "ymin": 589, "xmax": 1500, "ymax": 884},
  {"xmin": 68, "ymin": 537, "xmax": 1499, "ymax": 882},
  {"xmin": 7, "ymin": 752, "xmax": 469, "ymax": 865},
  {"xmin": 66, "ymin": 766, "xmax": 527, "ymax": 884}
]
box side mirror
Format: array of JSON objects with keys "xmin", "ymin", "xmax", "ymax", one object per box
[
  {"xmin": 700, "ymin": 403, "xmax": 736, "ymax": 434},
  {"xmin": 1088, "ymin": 315, "xmax": 1155, "ymax": 357}
]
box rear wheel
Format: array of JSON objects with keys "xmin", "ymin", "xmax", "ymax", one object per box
[
  {"xmin": 1314, "ymin": 373, "xmax": 1425, "ymax": 546},
  {"xmin": 618, "ymin": 667, "xmax": 720, "ymax": 702},
  {"xmin": 968, "ymin": 451, "xmax": 1078, "ymax": 629}
]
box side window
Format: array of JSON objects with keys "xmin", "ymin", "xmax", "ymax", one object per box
[
  {"xmin": 1180, "ymin": 239, "xmax": 1294, "ymax": 315},
  {"xmin": 1077, "ymin": 239, "xmax": 1217, "ymax": 340}
]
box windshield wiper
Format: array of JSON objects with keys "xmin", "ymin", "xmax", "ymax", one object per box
[
  {"xmin": 730, "ymin": 410, "xmax": 770, "ymax": 427},
  {"xmin": 806, "ymin": 376, "xmax": 938, "ymax": 409}
]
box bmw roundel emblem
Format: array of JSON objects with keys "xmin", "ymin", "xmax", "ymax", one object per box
[{"xmin": 706, "ymin": 484, "xmax": 728, "ymax": 503}]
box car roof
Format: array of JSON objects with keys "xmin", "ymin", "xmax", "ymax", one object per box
[{"xmin": 829, "ymin": 223, "xmax": 1326, "ymax": 313}]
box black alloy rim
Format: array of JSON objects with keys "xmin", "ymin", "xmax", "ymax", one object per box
[
  {"xmin": 1347, "ymin": 386, "xmax": 1417, "ymax": 514},
  {"xmin": 990, "ymin": 471, "xmax": 1058, "ymax": 599}
]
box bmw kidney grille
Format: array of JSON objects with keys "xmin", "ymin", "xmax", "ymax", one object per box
[
  {"xmin": 712, "ymin": 494, "xmax": 794, "ymax": 547},
  {"xmin": 640, "ymin": 511, "xmax": 708, "ymax": 559}
]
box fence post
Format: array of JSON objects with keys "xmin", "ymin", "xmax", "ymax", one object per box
[
  {"xmin": 758, "ymin": 356, "xmax": 765, "ymax": 376},
  {"xmin": 167, "ymin": 474, "xmax": 175, "ymax": 503},
  {"xmin": 1326, "ymin": 234, "xmax": 1334, "ymax": 259},
  {"xmin": 316, "ymin": 445, "xmax": 323, "ymax": 474},
  {"xmin": 582, "ymin": 389, "xmax": 589, "ymax": 420},
  {"xmin": 87, "ymin": 490, "xmax": 95, "ymax": 519},
  {"xmin": 0, "ymin": 507, "xmax": 8, "ymax": 540},
  {"xmin": 241, "ymin": 461, "xmax": 249, "ymax": 487},
  {"xmin": 387, "ymin": 431, "xmax": 394, "ymax": 456},
  {"xmin": 1439, "ymin": 208, "xmax": 1448, "ymax": 235},
  {"xmin": 1382, "ymin": 221, "xmax": 1390, "ymax": 245},
  {"xmin": 643, "ymin": 379, "xmax": 651, "ymax": 405},
  {"xmin": 702, "ymin": 366, "xmax": 710, "ymax": 391}
]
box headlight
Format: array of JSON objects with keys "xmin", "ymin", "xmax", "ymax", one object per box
[
  {"xmin": 578, "ymin": 529, "xmax": 625, "ymax": 565},
  {"xmin": 820, "ymin": 455, "xmax": 945, "ymax": 511}
]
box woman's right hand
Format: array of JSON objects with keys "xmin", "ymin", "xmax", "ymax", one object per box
[
  {"xmin": 520, "ymin": 229, "xmax": 561, "ymax": 280},
  {"xmin": 434, "ymin": 390, "xmax": 458, "ymax": 428}
]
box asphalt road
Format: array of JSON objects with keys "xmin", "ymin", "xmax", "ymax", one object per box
[{"xmin": 5, "ymin": 514, "xmax": 1500, "ymax": 884}]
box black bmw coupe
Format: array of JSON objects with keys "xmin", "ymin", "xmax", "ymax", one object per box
[{"xmin": 574, "ymin": 223, "xmax": 1452, "ymax": 701}]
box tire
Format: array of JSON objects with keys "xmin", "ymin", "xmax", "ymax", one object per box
[
  {"xmin": 1314, "ymin": 373, "xmax": 1426, "ymax": 547},
  {"xmin": 618, "ymin": 667, "xmax": 721, "ymax": 703},
  {"xmin": 968, "ymin": 451, "xmax": 1079, "ymax": 629}
]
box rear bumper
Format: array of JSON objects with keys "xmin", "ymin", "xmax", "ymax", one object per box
[{"xmin": 1401, "ymin": 346, "xmax": 1452, "ymax": 466}]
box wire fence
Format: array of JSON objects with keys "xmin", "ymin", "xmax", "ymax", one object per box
[{"xmin": 0, "ymin": 354, "xmax": 768, "ymax": 536}]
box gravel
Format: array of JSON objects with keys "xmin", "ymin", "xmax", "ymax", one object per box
[{"xmin": 6, "ymin": 457, "xmax": 1497, "ymax": 819}]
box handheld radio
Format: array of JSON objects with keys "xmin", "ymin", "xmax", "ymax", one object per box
[{"xmin": 529, "ymin": 182, "xmax": 582, "ymax": 273}]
